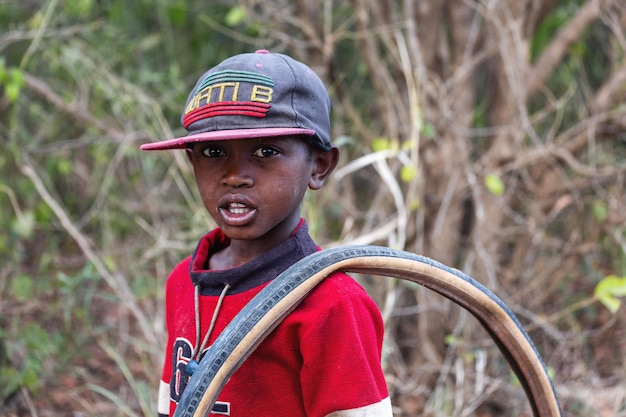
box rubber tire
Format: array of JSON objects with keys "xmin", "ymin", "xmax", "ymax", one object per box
[{"xmin": 173, "ymin": 245, "xmax": 562, "ymax": 417}]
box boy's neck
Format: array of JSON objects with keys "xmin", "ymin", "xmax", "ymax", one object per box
[{"xmin": 209, "ymin": 216, "xmax": 304, "ymax": 270}]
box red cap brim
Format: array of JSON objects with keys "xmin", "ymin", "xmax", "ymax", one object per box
[{"xmin": 140, "ymin": 127, "xmax": 316, "ymax": 151}]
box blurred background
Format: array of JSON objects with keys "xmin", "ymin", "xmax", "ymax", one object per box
[{"xmin": 1, "ymin": 0, "xmax": 625, "ymax": 415}]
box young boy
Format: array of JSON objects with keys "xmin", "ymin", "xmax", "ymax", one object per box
[{"xmin": 141, "ymin": 50, "xmax": 392, "ymax": 417}]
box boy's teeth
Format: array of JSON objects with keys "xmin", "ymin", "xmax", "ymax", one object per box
[{"xmin": 228, "ymin": 203, "xmax": 248, "ymax": 214}]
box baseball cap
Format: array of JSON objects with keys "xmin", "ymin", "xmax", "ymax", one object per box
[{"xmin": 140, "ymin": 50, "xmax": 331, "ymax": 151}]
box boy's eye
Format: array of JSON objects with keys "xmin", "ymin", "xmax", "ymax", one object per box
[
  {"xmin": 201, "ymin": 146, "xmax": 225, "ymax": 158},
  {"xmin": 252, "ymin": 146, "xmax": 279, "ymax": 158}
]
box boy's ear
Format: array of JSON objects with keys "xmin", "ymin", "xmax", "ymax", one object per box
[{"xmin": 309, "ymin": 146, "xmax": 340, "ymax": 190}]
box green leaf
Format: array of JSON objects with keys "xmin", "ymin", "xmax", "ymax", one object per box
[
  {"xmin": 56, "ymin": 158, "xmax": 73, "ymax": 175},
  {"xmin": 371, "ymin": 137, "xmax": 390, "ymax": 152},
  {"xmin": 224, "ymin": 6, "xmax": 246, "ymax": 27},
  {"xmin": 400, "ymin": 165, "xmax": 417, "ymax": 183},
  {"xmin": 10, "ymin": 275, "xmax": 34, "ymax": 301},
  {"xmin": 65, "ymin": 0, "xmax": 93, "ymax": 18},
  {"xmin": 5, "ymin": 68, "xmax": 24, "ymax": 102},
  {"xmin": 510, "ymin": 370, "xmax": 521, "ymax": 387},
  {"xmin": 531, "ymin": 8, "xmax": 568, "ymax": 60},
  {"xmin": 485, "ymin": 173, "xmax": 505, "ymax": 196},
  {"xmin": 444, "ymin": 334, "xmax": 458, "ymax": 346},
  {"xmin": 12, "ymin": 210, "xmax": 36, "ymax": 239},
  {"xmin": 0, "ymin": 59, "xmax": 7, "ymax": 84},
  {"xmin": 594, "ymin": 275, "xmax": 626, "ymax": 313},
  {"xmin": 5, "ymin": 83, "xmax": 20, "ymax": 102},
  {"xmin": 400, "ymin": 140, "xmax": 413, "ymax": 151},
  {"xmin": 168, "ymin": 3, "xmax": 187, "ymax": 26},
  {"xmin": 20, "ymin": 367, "xmax": 39, "ymax": 389},
  {"xmin": 591, "ymin": 199, "xmax": 608, "ymax": 222},
  {"xmin": 421, "ymin": 122, "xmax": 436, "ymax": 138},
  {"xmin": 28, "ymin": 11, "xmax": 44, "ymax": 29},
  {"xmin": 570, "ymin": 41, "xmax": 587, "ymax": 59},
  {"xmin": 0, "ymin": 367, "xmax": 21, "ymax": 398}
]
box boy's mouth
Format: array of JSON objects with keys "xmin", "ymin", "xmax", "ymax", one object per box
[{"xmin": 219, "ymin": 202, "xmax": 256, "ymax": 225}]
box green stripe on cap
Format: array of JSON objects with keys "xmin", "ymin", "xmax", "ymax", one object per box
[{"xmin": 196, "ymin": 70, "xmax": 274, "ymax": 92}]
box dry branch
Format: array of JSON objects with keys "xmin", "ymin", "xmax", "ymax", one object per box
[{"xmin": 527, "ymin": 0, "xmax": 617, "ymax": 97}]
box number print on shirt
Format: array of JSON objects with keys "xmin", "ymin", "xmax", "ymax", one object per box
[
  {"xmin": 171, "ymin": 338, "xmax": 193, "ymax": 402},
  {"xmin": 170, "ymin": 338, "xmax": 231, "ymax": 415}
]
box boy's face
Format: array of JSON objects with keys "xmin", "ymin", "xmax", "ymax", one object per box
[{"xmin": 187, "ymin": 136, "xmax": 338, "ymax": 249}]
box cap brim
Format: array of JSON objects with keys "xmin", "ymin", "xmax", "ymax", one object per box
[{"xmin": 140, "ymin": 127, "xmax": 316, "ymax": 151}]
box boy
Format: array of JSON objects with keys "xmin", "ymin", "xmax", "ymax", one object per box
[{"xmin": 141, "ymin": 50, "xmax": 392, "ymax": 417}]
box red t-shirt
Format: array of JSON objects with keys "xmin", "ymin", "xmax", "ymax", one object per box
[{"xmin": 158, "ymin": 220, "xmax": 391, "ymax": 416}]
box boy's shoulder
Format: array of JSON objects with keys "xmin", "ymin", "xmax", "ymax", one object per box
[
  {"xmin": 300, "ymin": 270, "xmax": 380, "ymax": 311},
  {"xmin": 164, "ymin": 255, "xmax": 193, "ymax": 288}
]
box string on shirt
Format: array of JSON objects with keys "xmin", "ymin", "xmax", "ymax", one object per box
[{"xmin": 187, "ymin": 283, "xmax": 230, "ymax": 375}]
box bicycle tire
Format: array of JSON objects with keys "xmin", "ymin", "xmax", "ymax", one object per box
[{"xmin": 173, "ymin": 245, "xmax": 562, "ymax": 417}]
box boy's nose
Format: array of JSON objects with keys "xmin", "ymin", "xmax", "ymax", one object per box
[{"xmin": 221, "ymin": 159, "xmax": 253, "ymax": 188}]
